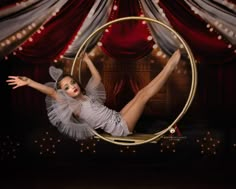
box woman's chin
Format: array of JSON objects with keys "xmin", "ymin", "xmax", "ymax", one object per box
[{"xmin": 73, "ymin": 92, "xmax": 81, "ymax": 98}]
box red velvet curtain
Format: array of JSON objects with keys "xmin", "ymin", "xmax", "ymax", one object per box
[
  {"xmin": 15, "ymin": 0, "xmax": 95, "ymax": 64},
  {"xmin": 160, "ymin": 0, "xmax": 236, "ymax": 64},
  {"xmin": 100, "ymin": 0, "xmax": 154, "ymax": 60}
]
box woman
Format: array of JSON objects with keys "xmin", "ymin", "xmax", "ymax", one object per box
[{"xmin": 6, "ymin": 50, "xmax": 181, "ymax": 140}]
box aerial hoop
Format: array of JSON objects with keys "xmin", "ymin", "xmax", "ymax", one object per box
[{"xmin": 71, "ymin": 16, "xmax": 197, "ymax": 146}]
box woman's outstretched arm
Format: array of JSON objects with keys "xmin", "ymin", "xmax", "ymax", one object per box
[
  {"xmin": 6, "ymin": 76, "xmax": 58, "ymax": 100},
  {"xmin": 83, "ymin": 53, "xmax": 101, "ymax": 84}
]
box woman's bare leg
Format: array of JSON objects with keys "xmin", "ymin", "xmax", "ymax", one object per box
[
  {"xmin": 120, "ymin": 49, "xmax": 180, "ymax": 115},
  {"xmin": 120, "ymin": 49, "xmax": 181, "ymax": 132}
]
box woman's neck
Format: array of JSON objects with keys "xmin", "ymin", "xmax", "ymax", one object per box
[{"xmin": 75, "ymin": 93, "xmax": 86, "ymax": 101}]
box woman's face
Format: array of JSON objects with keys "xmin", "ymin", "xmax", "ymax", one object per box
[{"xmin": 59, "ymin": 76, "xmax": 81, "ymax": 98}]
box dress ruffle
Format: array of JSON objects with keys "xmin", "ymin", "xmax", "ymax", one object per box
[
  {"xmin": 85, "ymin": 77, "xmax": 106, "ymax": 103},
  {"xmin": 45, "ymin": 81, "xmax": 95, "ymax": 140}
]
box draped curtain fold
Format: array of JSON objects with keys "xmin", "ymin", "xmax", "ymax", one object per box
[
  {"xmin": 99, "ymin": 0, "xmax": 155, "ymax": 60},
  {"xmin": 159, "ymin": 0, "xmax": 236, "ymax": 64},
  {"xmin": 140, "ymin": 0, "xmax": 181, "ymax": 56},
  {"xmin": 16, "ymin": 0, "xmax": 95, "ymax": 64},
  {"xmin": 63, "ymin": 0, "xmax": 113, "ymax": 58}
]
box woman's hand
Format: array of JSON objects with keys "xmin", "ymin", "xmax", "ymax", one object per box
[
  {"xmin": 6, "ymin": 76, "xmax": 30, "ymax": 89},
  {"xmin": 83, "ymin": 52, "xmax": 102, "ymax": 83},
  {"xmin": 83, "ymin": 52, "xmax": 92, "ymax": 64}
]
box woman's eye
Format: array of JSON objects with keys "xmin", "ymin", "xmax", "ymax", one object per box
[
  {"xmin": 71, "ymin": 80, "xmax": 76, "ymax": 84},
  {"xmin": 64, "ymin": 87, "xmax": 69, "ymax": 90}
]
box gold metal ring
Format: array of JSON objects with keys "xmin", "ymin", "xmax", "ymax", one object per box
[{"xmin": 71, "ymin": 16, "xmax": 197, "ymax": 146}]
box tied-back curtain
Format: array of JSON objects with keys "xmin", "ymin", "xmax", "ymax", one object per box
[
  {"xmin": 184, "ymin": 0, "xmax": 236, "ymax": 45},
  {"xmin": 63, "ymin": 0, "xmax": 113, "ymax": 58},
  {"xmin": 159, "ymin": 0, "xmax": 236, "ymax": 64},
  {"xmin": 0, "ymin": 0, "xmax": 69, "ymax": 60},
  {"xmin": 0, "ymin": 0, "xmax": 95, "ymax": 64},
  {"xmin": 16, "ymin": 0, "xmax": 95, "ymax": 64},
  {"xmin": 140, "ymin": 0, "xmax": 181, "ymax": 56}
]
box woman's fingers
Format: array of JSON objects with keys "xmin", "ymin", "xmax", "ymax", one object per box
[
  {"xmin": 12, "ymin": 85, "xmax": 19, "ymax": 89},
  {"xmin": 7, "ymin": 82, "xmax": 16, "ymax": 86},
  {"xmin": 6, "ymin": 76, "xmax": 23, "ymax": 89},
  {"xmin": 8, "ymin": 76, "xmax": 18, "ymax": 79},
  {"xmin": 6, "ymin": 76, "xmax": 17, "ymax": 83},
  {"xmin": 7, "ymin": 76, "xmax": 20, "ymax": 82}
]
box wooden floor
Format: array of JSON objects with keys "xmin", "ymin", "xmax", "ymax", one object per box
[{"xmin": 1, "ymin": 158, "xmax": 235, "ymax": 189}]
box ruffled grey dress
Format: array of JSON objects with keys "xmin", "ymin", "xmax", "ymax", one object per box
[{"xmin": 45, "ymin": 77, "xmax": 131, "ymax": 140}]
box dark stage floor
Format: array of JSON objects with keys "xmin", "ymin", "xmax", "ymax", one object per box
[{"xmin": 1, "ymin": 158, "xmax": 235, "ymax": 189}]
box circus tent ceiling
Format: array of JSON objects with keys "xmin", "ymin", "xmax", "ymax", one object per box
[{"xmin": 0, "ymin": 0, "xmax": 235, "ymax": 65}]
